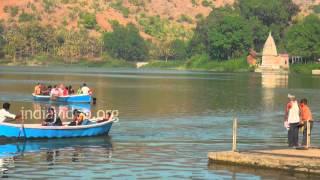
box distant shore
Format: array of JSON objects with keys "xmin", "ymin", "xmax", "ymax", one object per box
[{"xmin": 1, "ymin": 57, "xmax": 319, "ymax": 74}]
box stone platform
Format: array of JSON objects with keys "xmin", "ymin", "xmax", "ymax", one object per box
[{"xmin": 208, "ymin": 148, "xmax": 320, "ymax": 174}]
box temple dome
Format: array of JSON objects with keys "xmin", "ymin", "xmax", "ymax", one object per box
[
  {"xmin": 257, "ymin": 32, "xmax": 289, "ymax": 71},
  {"xmin": 262, "ymin": 32, "xmax": 278, "ymax": 56}
]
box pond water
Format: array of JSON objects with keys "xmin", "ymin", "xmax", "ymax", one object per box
[{"xmin": 0, "ymin": 66, "xmax": 319, "ymax": 179}]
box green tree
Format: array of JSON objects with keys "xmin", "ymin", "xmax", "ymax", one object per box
[
  {"xmin": 170, "ymin": 39, "xmax": 188, "ymax": 60},
  {"xmin": 21, "ymin": 23, "xmax": 47, "ymax": 56},
  {"xmin": 0, "ymin": 23, "xmax": 6, "ymax": 58},
  {"xmin": 157, "ymin": 37, "xmax": 174, "ymax": 62},
  {"xmin": 4, "ymin": 27, "xmax": 28, "ymax": 63},
  {"xmin": 103, "ymin": 23, "xmax": 148, "ymax": 61},
  {"xmin": 208, "ymin": 15, "xmax": 252, "ymax": 59},
  {"xmin": 285, "ymin": 14, "xmax": 320, "ymax": 61},
  {"xmin": 0, "ymin": 23, "xmax": 5, "ymax": 58},
  {"xmin": 190, "ymin": 7, "xmax": 253, "ymax": 60},
  {"xmin": 313, "ymin": 5, "xmax": 320, "ymax": 14},
  {"xmin": 238, "ymin": 0, "xmax": 298, "ymax": 26},
  {"xmin": 238, "ymin": 0, "xmax": 299, "ymax": 48},
  {"xmin": 248, "ymin": 17, "xmax": 269, "ymax": 50}
]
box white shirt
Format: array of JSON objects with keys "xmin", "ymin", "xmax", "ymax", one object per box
[
  {"xmin": 0, "ymin": 109, "xmax": 16, "ymax": 123},
  {"xmin": 288, "ymin": 100, "xmax": 300, "ymax": 123},
  {"xmin": 81, "ymin": 86, "xmax": 90, "ymax": 94}
]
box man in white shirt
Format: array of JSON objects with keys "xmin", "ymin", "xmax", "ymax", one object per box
[
  {"xmin": 0, "ymin": 103, "xmax": 21, "ymax": 123},
  {"xmin": 81, "ymin": 83, "xmax": 90, "ymax": 95},
  {"xmin": 285, "ymin": 94, "xmax": 300, "ymax": 147}
]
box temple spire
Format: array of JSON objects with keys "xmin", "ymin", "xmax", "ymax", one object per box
[{"xmin": 263, "ymin": 32, "xmax": 277, "ymax": 56}]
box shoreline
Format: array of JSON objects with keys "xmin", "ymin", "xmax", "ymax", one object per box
[
  {"xmin": 0, "ymin": 57, "xmax": 252, "ymax": 73},
  {"xmin": 0, "ymin": 59, "xmax": 319, "ymax": 74},
  {"xmin": 0, "ymin": 63, "xmax": 251, "ymax": 73}
]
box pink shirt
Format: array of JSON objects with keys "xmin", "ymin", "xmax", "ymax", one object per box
[{"xmin": 50, "ymin": 88, "xmax": 60, "ymax": 96}]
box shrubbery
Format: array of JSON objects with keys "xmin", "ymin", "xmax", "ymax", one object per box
[
  {"xmin": 103, "ymin": 23, "xmax": 148, "ymax": 61},
  {"xmin": 19, "ymin": 12, "xmax": 35, "ymax": 22},
  {"xmin": 110, "ymin": 1, "xmax": 130, "ymax": 18},
  {"xmin": 79, "ymin": 12, "xmax": 97, "ymax": 29}
]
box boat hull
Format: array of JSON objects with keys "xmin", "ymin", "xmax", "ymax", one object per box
[
  {"xmin": 32, "ymin": 94, "xmax": 92, "ymax": 103},
  {"xmin": 0, "ymin": 121, "xmax": 113, "ymax": 139}
]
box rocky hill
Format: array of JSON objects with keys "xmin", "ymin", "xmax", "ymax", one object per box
[{"xmin": 0, "ymin": 0, "xmax": 319, "ymax": 40}]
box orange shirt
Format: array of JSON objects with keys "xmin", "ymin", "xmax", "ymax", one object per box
[
  {"xmin": 34, "ymin": 85, "xmax": 41, "ymax": 95},
  {"xmin": 300, "ymin": 104, "xmax": 313, "ymax": 121}
]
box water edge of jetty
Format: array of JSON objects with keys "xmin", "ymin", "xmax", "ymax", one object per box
[{"xmin": 208, "ymin": 148, "xmax": 320, "ymax": 174}]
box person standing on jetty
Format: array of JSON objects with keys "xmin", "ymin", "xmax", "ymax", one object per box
[
  {"xmin": 299, "ymin": 98, "xmax": 313, "ymax": 147},
  {"xmin": 284, "ymin": 94, "xmax": 300, "ymax": 147}
]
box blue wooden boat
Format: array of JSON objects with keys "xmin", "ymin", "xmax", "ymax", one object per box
[
  {"xmin": 0, "ymin": 119, "xmax": 116, "ymax": 139},
  {"xmin": 32, "ymin": 93, "xmax": 92, "ymax": 103}
]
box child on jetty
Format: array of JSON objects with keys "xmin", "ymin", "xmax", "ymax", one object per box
[{"xmin": 299, "ymin": 98, "xmax": 313, "ymax": 147}]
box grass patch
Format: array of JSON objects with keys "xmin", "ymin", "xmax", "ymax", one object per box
[
  {"xmin": 185, "ymin": 54, "xmax": 250, "ymax": 72},
  {"xmin": 0, "ymin": 59, "xmax": 13, "ymax": 64},
  {"xmin": 142, "ymin": 55, "xmax": 250, "ymax": 72},
  {"xmin": 0, "ymin": 56, "xmax": 135, "ymax": 68},
  {"xmin": 290, "ymin": 63, "xmax": 320, "ymax": 74}
]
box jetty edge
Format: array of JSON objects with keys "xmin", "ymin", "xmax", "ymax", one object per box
[{"xmin": 208, "ymin": 148, "xmax": 320, "ymax": 174}]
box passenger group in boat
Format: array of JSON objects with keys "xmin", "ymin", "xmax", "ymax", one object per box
[{"xmin": 33, "ymin": 83, "xmax": 92, "ymax": 97}]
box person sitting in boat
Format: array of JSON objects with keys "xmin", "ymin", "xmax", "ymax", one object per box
[
  {"xmin": 40, "ymin": 83, "xmax": 45, "ymax": 94},
  {"xmin": 68, "ymin": 85, "xmax": 74, "ymax": 95},
  {"xmin": 50, "ymin": 85, "xmax": 60, "ymax": 99},
  {"xmin": 0, "ymin": 102, "xmax": 22, "ymax": 123},
  {"xmin": 58, "ymin": 84, "xmax": 65, "ymax": 96},
  {"xmin": 81, "ymin": 83, "xmax": 93, "ymax": 95},
  {"xmin": 69, "ymin": 109, "xmax": 86, "ymax": 126},
  {"xmin": 34, "ymin": 83, "xmax": 41, "ymax": 95},
  {"xmin": 77, "ymin": 85, "xmax": 83, "ymax": 94},
  {"xmin": 42, "ymin": 107, "xmax": 62, "ymax": 126},
  {"xmin": 82, "ymin": 112, "xmax": 113, "ymax": 125},
  {"xmin": 96, "ymin": 112, "xmax": 112, "ymax": 123},
  {"xmin": 40, "ymin": 84, "xmax": 47, "ymax": 95},
  {"xmin": 63, "ymin": 86, "xmax": 69, "ymax": 96},
  {"xmin": 42, "ymin": 85, "xmax": 52, "ymax": 95}
]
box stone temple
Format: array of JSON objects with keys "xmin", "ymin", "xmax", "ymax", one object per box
[{"xmin": 260, "ymin": 33, "xmax": 289, "ymax": 70}]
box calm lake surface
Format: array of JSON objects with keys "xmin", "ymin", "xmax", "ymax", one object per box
[{"xmin": 0, "ymin": 66, "xmax": 319, "ymax": 179}]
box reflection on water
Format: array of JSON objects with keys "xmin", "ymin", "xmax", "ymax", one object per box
[
  {"xmin": 261, "ymin": 72, "xmax": 288, "ymax": 112},
  {"xmin": 0, "ymin": 67, "xmax": 320, "ymax": 179},
  {"xmin": 0, "ymin": 137, "xmax": 113, "ymax": 178},
  {"xmin": 261, "ymin": 72, "xmax": 288, "ymax": 89}
]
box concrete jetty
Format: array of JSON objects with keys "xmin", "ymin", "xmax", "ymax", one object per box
[
  {"xmin": 208, "ymin": 148, "xmax": 320, "ymax": 174},
  {"xmin": 312, "ymin": 70, "xmax": 320, "ymax": 75},
  {"xmin": 136, "ymin": 62, "xmax": 149, "ymax": 68}
]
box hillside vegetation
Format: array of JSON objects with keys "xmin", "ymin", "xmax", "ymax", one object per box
[{"xmin": 0, "ymin": 0, "xmax": 319, "ymax": 67}]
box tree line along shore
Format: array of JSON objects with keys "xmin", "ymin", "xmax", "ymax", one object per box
[{"xmin": 0, "ymin": 0, "xmax": 319, "ymax": 74}]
